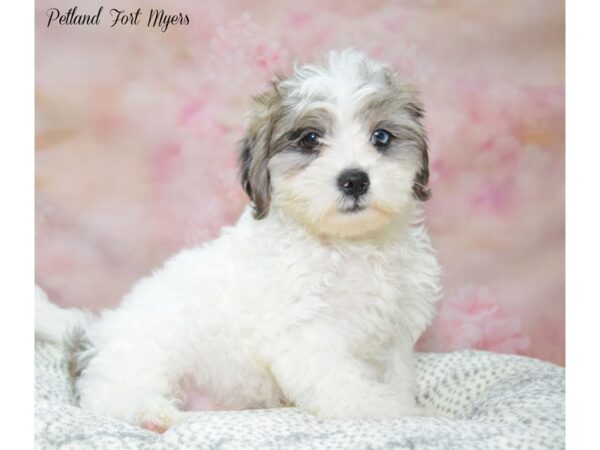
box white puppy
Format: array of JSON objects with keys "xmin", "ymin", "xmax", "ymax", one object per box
[{"xmin": 36, "ymin": 49, "xmax": 441, "ymax": 433}]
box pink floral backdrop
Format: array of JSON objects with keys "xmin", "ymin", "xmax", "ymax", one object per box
[{"xmin": 35, "ymin": 0, "xmax": 565, "ymax": 365}]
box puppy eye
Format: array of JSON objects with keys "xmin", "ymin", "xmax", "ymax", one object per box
[
  {"xmin": 371, "ymin": 129, "xmax": 391, "ymax": 147},
  {"xmin": 298, "ymin": 131, "xmax": 321, "ymax": 150}
]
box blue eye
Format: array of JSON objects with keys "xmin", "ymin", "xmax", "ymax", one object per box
[
  {"xmin": 299, "ymin": 131, "xmax": 320, "ymax": 150},
  {"xmin": 371, "ymin": 129, "xmax": 391, "ymax": 147}
]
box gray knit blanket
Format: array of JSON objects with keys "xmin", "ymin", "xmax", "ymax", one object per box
[{"xmin": 35, "ymin": 341, "xmax": 564, "ymax": 449}]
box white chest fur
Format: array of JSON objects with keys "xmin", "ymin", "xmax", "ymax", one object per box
[{"xmin": 219, "ymin": 207, "xmax": 441, "ymax": 358}]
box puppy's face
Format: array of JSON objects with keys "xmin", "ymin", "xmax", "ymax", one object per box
[{"xmin": 240, "ymin": 50, "xmax": 430, "ymax": 238}]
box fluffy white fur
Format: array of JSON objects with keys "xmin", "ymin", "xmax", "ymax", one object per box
[{"xmin": 36, "ymin": 49, "xmax": 441, "ymax": 432}]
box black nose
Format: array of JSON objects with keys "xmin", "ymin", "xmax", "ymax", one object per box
[{"xmin": 337, "ymin": 169, "xmax": 370, "ymax": 198}]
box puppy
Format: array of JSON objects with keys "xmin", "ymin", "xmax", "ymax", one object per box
[{"xmin": 36, "ymin": 49, "xmax": 441, "ymax": 432}]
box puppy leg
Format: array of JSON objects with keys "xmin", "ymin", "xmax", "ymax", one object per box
[
  {"xmin": 77, "ymin": 330, "xmax": 188, "ymax": 431},
  {"xmin": 383, "ymin": 338, "xmax": 422, "ymax": 414},
  {"xmin": 269, "ymin": 327, "xmax": 419, "ymax": 419},
  {"xmin": 76, "ymin": 284, "xmax": 193, "ymax": 430}
]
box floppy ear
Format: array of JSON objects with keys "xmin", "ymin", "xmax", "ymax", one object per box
[
  {"xmin": 384, "ymin": 70, "xmax": 432, "ymax": 202},
  {"xmin": 413, "ymin": 160, "xmax": 431, "ymax": 200},
  {"xmin": 406, "ymin": 100, "xmax": 431, "ymax": 202},
  {"xmin": 412, "ymin": 132, "xmax": 431, "ymax": 201},
  {"xmin": 239, "ymin": 85, "xmax": 281, "ymax": 219}
]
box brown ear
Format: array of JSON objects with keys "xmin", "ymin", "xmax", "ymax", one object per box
[
  {"xmin": 239, "ymin": 134, "xmax": 271, "ymax": 219},
  {"xmin": 384, "ymin": 71, "xmax": 432, "ymax": 202},
  {"xmin": 239, "ymin": 85, "xmax": 282, "ymax": 219},
  {"xmin": 412, "ymin": 145, "xmax": 431, "ymax": 201},
  {"xmin": 406, "ymin": 101, "xmax": 431, "ymax": 201}
]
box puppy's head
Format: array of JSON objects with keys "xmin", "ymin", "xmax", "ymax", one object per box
[{"xmin": 240, "ymin": 49, "xmax": 430, "ymax": 238}]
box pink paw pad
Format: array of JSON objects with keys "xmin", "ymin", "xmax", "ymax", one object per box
[{"xmin": 140, "ymin": 416, "xmax": 170, "ymax": 433}]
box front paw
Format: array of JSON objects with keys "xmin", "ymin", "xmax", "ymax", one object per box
[
  {"xmin": 137, "ymin": 402, "xmax": 185, "ymax": 433},
  {"xmin": 80, "ymin": 390, "xmax": 184, "ymax": 432}
]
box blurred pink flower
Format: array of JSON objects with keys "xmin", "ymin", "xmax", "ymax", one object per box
[
  {"xmin": 419, "ymin": 288, "xmax": 531, "ymax": 355},
  {"xmin": 207, "ymin": 13, "xmax": 290, "ymax": 84}
]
